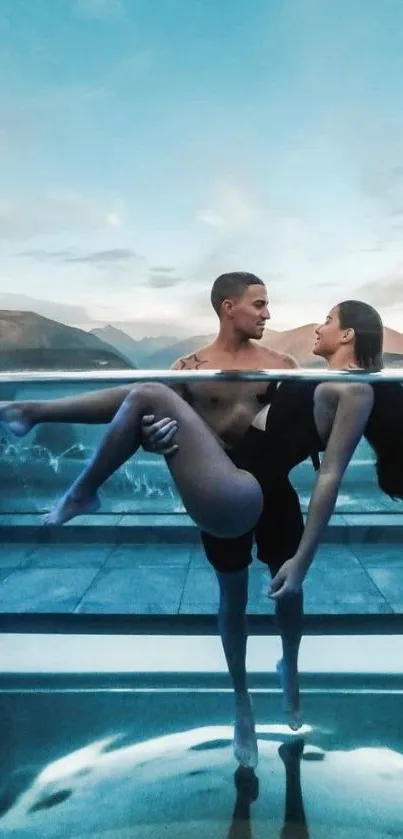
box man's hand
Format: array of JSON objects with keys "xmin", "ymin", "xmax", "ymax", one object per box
[
  {"xmin": 141, "ymin": 415, "xmax": 179, "ymax": 457},
  {"xmin": 269, "ymin": 559, "xmax": 304, "ymax": 600}
]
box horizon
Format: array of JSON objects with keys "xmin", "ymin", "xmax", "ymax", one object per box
[
  {"xmin": 1, "ymin": 302, "xmax": 403, "ymax": 346},
  {"xmin": 1, "ymin": 1, "xmax": 403, "ymax": 334}
]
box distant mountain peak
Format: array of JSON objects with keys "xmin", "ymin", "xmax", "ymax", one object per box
[{"xmin": 0, "ymin": 310, "xmax": 135, "ymax": 370}]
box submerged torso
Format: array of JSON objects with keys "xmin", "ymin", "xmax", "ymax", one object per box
[
  {"xmin": 264, "ymin": 380, "xmax": 324, "ymax": 473},
  {"xmin": 231, "ymin": 380, "xmax": 325, "ymax": 486},
  {"xmin": 174, "ymin": 342, "xmax": 294, "ymax": 448}
]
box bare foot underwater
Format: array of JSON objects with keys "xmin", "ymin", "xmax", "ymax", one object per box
[
  {"xmin": 277, "ymin": 659, "xmax": 303, "ymax": 731},
  {"xmin": 0, "ymin": 403, "xmax": 36, "ymax": 438},
  {"xmin": 42, "ymin": 490, "xmax": 101, "ymax": 526},
  {"xmin": 233, "ymin": 692, "xmax": 258, "ymax": 769}
]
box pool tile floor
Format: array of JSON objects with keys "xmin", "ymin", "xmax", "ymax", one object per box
[{"xmin": 0, "ymin": 539, "xmax": 401, "ymax": 615}]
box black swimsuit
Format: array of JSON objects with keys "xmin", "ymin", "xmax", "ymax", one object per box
[
  {"xmin": 201, "ymin": 380, "xmax": 323, "ymax": 575},
  {"xmin": 266, "ymin": 380, "xmax": 324, "ymax": 472},
  {"xmin": 230, "ymin": 380, "xmax": 324, "ymax": 489}
]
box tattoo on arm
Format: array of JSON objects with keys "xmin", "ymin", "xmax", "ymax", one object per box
[{"xmin": 178, "ymin": 354, "xmax": 209, "ymax": 369}]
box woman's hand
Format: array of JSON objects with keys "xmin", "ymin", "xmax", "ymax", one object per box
[
  {"xmin": 141, "ymin": 414, "xmax": 179, "ymax": 457},
  {"xmin": 269, "ymin": 559, "xmax": 304, "ymax": 600}
]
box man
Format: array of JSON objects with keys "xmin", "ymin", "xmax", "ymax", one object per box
[{"xmin": 142, "ymin": 271, "xmax": 306, "ymax": 769}]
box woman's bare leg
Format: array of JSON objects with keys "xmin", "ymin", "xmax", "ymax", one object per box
[
  {"xmin": 276, "ymin": 594, "xmax": 303, "ymax": 730},
  {"xmin": 216, "ymin": 569, "xmax": 258, "ymax": 769},
  {"xmin": 0, "ymin": 386, "xmax": 133, "ymax": 437},
  {"xmin": 44, "ymin": 382, "xmax": 263, "ymax": 538}
]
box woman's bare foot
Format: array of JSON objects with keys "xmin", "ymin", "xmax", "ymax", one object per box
[
  {"xmin": 0, "ymin": 403, "xmax": 36, "ymax": 437},
  {"xmin": 42, "ymin": 491, "xmax": 101, "ymax": 526},
  {"xmin": 276, "ymin": 659, "xmax": 302, "ymax": 731},
  {"xmin": 233, "ymin": 692, "xmax": 258, "ymax": 769}
]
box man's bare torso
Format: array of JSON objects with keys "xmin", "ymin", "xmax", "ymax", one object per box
[{"xmin": 172, "ymin": 341, "xmax": 297, "ymax": 449}]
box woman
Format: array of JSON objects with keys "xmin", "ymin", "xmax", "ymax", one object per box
[{"xmin": 1, "ymin": 301, "xmax": 402, "ymax": 588}]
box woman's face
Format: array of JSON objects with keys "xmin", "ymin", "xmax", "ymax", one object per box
[{"xmin": 313, "ymin": 306, "xmax": 345, "ymax": 359}]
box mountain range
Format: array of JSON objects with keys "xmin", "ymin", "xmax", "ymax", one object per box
[
  {"xmin": 0, "ymin": 309, "xmax": 402, "ymax": 371},
  {"xmin": 262, "ymin": 323, "xmax": 403, "ymax": 365},
  {"xmin": 0, "ymin": 311, "xmax": 134, "ymax": 370},
  {"xmin": 91, "ymin": 326, "xmax": 173, "ymax": 368},
  {"xmin": 92, "ymin": 323, "xmax": 403, "ymax": 368}
]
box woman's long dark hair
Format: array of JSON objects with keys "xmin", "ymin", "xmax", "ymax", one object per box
[
  {"xmin": 337, "ymin": 300, "xmax": 403, "ymax": 499},
  {"xmin": 338, "ymin": 300, "xmax": 383, "ymax": 371}
]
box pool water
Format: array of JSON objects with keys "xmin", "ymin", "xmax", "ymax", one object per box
[{"xmin": 0, "ymin": 665, "xmax": 402, "ymax": 838}]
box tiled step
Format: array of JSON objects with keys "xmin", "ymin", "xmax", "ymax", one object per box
[
  {"xmin": 0, "ymin": 539, "xmax": 402, "ymax": 620},
  {"xmin": 1, "ymin": 513, "xmax": 403, "ymax": 545}
]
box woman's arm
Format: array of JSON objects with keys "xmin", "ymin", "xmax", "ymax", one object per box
[{"xmin": 271, "ymin": 383, "xmax": 374, "ymax": 598}]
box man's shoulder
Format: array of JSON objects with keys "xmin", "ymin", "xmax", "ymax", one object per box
[
  {"xmin": 171, "ymin": 344, "xmax": 212, "ymax": 370},
  {"xmin": 259, "ymin": 346, "xmax": 299, "ymax": 369}
]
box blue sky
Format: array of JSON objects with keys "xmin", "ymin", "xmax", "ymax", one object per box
[{"xmin": 1, "ymin": 0, "xmax": 403, "ymax": 336}]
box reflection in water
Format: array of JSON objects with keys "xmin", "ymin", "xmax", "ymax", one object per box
[
  {"xmin": 279, "ymin": 740, "xmax": 309, "ymax": 839},
  {"xmin": 227, "ymin": 740, "xmax": 311, "ymax": 839},
  {"xmin": 228, "ymin": 767, "xmax": 259, "ymax": 839},
  {"xmin": 1, "ymin": 724, "xmax": 402, "ymax": 837}
]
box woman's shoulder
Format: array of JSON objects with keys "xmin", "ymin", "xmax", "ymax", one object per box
[{"xmin": 315, "ymin": 380, "xmax": 374, "ymax": 409}]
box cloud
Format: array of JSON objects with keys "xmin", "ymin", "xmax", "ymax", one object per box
[
  {"xmin": 18, "ymin": 249, "xmax": 74, "ymax": 262},
  {"xmin": 73, "ymin": 0, "xmax": 126, "ymax": 20},
  {"xmin": 199, "ymin": 181, "xmax": 257, "ymax": 232},
  {"xmin": 105, "ymin": 212, "xmax": 122, "ymax": 227},
  {"xmin": 117, "ymin": 51, "xmax": 155, "ymax": 78},
  {"xmin": 357, "ymin": 268, "xmax": 403, "ymax": 308},
  {"xmin": 66, "ymin": 247, "xmax": 135, "ymax": 265},
  {"xmin": 181, "ymin": 288, "xmax": 214, "ymax": 320},
  {"xmin": 150, "ymin": 266, "xmax": 176, "ymax": 274},
  {"xmin": 0, "ymin": 82, "xmax": 109, "ymax": 132},
  {"xmin": 357, "ymin": 246, "xmax": 386, "ymax": 253},
  {"xmin": 0, "ymin": 292, "xmax": 93, "ymax": 325},
  {"xmin": 359, "ymin": 153, "xmax": 403, "ymax": 224},
  {"xmin": 361, "ymin": 163, "xmax": 403, "ymax": 205},
  {"xmin": 19, "ymin": 248, "xmax": 139, "ymax": 267},
  {"xmin": 147, "ymin": 267, "xmax": 184, "ymax": 289},
  {"xmin": 109, "ymin": 318, "xmax": 191, "ymax": 340},
  {"xmin": 17, "ymin": 250, "xmax": 186, "ymax": 287},
  {"xmin": 0, "ymin": 193, "xmax": 122, "ymax": 240}
]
